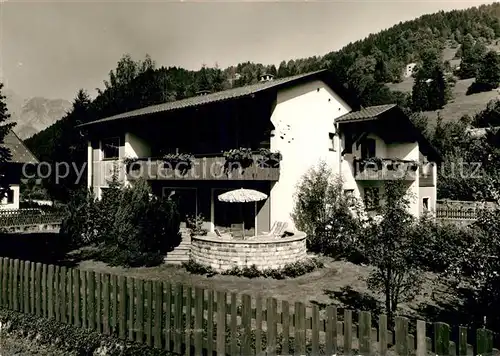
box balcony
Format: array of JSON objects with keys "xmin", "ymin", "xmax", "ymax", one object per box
[
  {"xmin": 353, "ymin": 158, "xmax": 419, "ymax": 181},
  {"xmin": 126, "ymin": 154, "xmax": 280, "ymax": 181}
]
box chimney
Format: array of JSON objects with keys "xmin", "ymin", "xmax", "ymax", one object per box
[
  {"xmin": 196, "ymin": 89, "xmax": 211, "ymax": 96},
  {"xmin": 259, "ymin": 73, "xmax": 274, "ymax": 82}
]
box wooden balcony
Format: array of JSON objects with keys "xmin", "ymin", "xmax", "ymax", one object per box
[
  {"xmin": 353, "ymin": 158, "xmax": 418, "ymax": 181},
  {"xmin": 126, "ymin": 155, "xmax": 280, "ymax": 181}
]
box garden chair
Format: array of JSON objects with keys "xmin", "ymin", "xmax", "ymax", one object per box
[{"xmin": 231, "ymin": 223, "xmax": 245, "ymax": 240}]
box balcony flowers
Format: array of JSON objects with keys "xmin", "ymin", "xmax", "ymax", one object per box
[
  {"xmin": 223, "ymin": 147, "xmax": 254, "ymax": 169},
  {"xmin": 162, "ymin": 153, "xmax": 195, "ymax": 172},
  {"xmin": 258, "ymin": 148, "xmax": 282, "ymax": 168},
  {"xmin": 123, "ymin": 156, "xmax": 140, "ymax": 173}
]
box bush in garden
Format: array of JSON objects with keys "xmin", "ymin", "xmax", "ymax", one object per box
[
  {"xmin": 292, "ymin": 161, "xmax": 365, "ymax": 261},
  {"xmin": 98, "ymin": 179, "xmax": 181, "ymax": 267},
  {"xmin": 60, "ymin": 187, "xmax": 100, "ymax": 249},
  {"xmin": 62, "ymin": 176, "xmax": 181, "ymax": 267}
]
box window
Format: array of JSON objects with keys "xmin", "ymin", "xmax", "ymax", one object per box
[
  {"xmin": 101, "ymin": 137, "xmax": 120, "ymax": 160},
  {"xmin": 423, "ymin": 197, "xmax": 429, "ymax": 211},
  {"xmin": 2, "ymin": 189, "xmax": 14, "ymax": 204},
  {"xmin": 329, "ymin": 132, "xmax": 336, "ymax": 151},
  {"xmin": 361, "ymin": 138, "xmax": 376, "ymax": 159},
  {"xmin": 364, "ymin": 187, "xmax": 380, "ymax": 210}
]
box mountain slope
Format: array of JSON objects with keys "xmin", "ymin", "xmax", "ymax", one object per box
[{"xmin": 4, "ymin": 89, "xmax": 71, "ymax": 140}]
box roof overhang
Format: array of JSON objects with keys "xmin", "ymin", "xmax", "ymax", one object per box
[
  {"xmin": 78, "ymin": 69, "xmax": 360, "ymax": 128},
  {"xmin": 338, "ymin": 105, "xmax": 443, "ymax": 163}
]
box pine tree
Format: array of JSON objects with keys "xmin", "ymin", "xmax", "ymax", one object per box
[
  {"xmin": 427, "ymin": 67, "xmax": 447, "ymax": 110},
  {"xmin": 0, "ymin": 82, "xmax": 16, "ymax": 199},
  {"xmin": 476, "ymin": 51, "xmax": 500, "ymax": 91},
  {"xmin": 411, "ymin": 77, "xmax": 429, "ymax": 111}
]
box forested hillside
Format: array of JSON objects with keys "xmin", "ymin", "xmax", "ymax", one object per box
[{"xmin": 22, "ymin": 2, "xmax": 500, "ymax": 202}]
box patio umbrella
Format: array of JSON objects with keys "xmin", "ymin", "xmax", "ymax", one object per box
[{"xmin": 218, "ymin": 188, "xmax": 268, "ymax": 237}]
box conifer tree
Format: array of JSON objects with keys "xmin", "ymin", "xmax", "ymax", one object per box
[{"xmin": 0, "ymin": 82, "xmax": 16, "ymax": 198}]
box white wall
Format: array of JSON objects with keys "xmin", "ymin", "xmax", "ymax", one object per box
[
  {"xmin": 340, "ymin": 132, "xmax": 421, "ymax": 217},
  {"xmin": 91, "ymin": 138, "xmax": 125, "ymax": 199},
  {"xmin": 124, "ymin": 132, "xmax": 151, "ymax": 158},
  {"xmin": 270, "ymin": 79, "xmax": 351, "ymax": 228},
  {"xmin": 0, "ymin": 184, "xmax": 20, "ymax": 209}
]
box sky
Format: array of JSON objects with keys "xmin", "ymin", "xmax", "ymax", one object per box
[{"xmin": 0, "ymin": 0, "xmax": 497, "ymax": 101}]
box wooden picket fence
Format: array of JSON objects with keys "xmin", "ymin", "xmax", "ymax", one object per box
[{"xmin": 0, "ymin": 257, "xmax": 498, "ymax": 355}]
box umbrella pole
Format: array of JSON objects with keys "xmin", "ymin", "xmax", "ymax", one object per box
[
  {"xmin": 254, "ymin": 202, "xmax": 257, "ymax": 237},
  {"xmin": 241, "ymin": 204, "xmax": 245, "ymax": 238}
]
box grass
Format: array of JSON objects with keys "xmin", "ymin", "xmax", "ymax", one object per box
[
  {"xmin": 386, "ymin": 76, "xmax": 498, "ymax": 127},
  {"xmin": 72, "ymin": 253, "xmax": 459, "ymax": 324}
]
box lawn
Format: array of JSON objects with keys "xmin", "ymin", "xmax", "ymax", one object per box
[
  {"xmin": 73, "ymin": 254, "xmax": 460, "ymax": 325},
  {"xmin": 386, "ymin": 76, "xmax": 499, "ymax": 126}
]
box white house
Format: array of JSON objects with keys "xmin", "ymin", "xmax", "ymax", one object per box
[
  {"xmin": 1, "ymin": 130, "xmax": 39, "ymax": 209},
  {"xmin": 405, "ymin": 63, "xmax": 417, "ymax": 78},
  {"xmin": 80, "ymin": 70, "xmax": 440, "ymax": 235}
]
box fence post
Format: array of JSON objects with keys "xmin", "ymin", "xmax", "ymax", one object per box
[
  {"xmin": 111, "ymin": 274, "xmax": 118, "ymax": 334},
  {"xmin": 267, "ymin": 297, "xmax": 278, "ymax": 356},
  {"xmin": 416, "ymin": 320, "xmax": 427, "ymax": 356},
  {"xmin": 12, "ymin": 259, "xmax": 19, "ymax": 311},
  {"xmin": 95, "ymin": 272, "xmax": 101, "ymax": 333},
  {"xmin": 60, "ymin": 266, "xmax": 67, "ymax": 322},
  {"xmin": 216, "ymin": 290, "xmax": 226, "ymax": 356},
  {"xmin": 173, "ymin": 283, "xmax": 183, "ymax": 354},
  {"xmin": 311, "ymin": 304, "xmax": 320, "ymax": 356},
  {"xmin": 395, "ymin": 316, "xmax": 409, "ymax": 356},
  {"xmin": 294, "ymin": 302, "xmax": 306, "ymax": 356},
  {"xmin": 193, "ymin": 286, "xmax": 204, "ymax": 356},
  {"xmin": 434, "ymin": 322, "xmax": 450, "ymax": 355},
  {"xmin": 282, "ymin": 301, "xmax": 291, "ymax": 356},
  {"xmin": 80, "ymin": 269, "xmax": 87, "ymax": 329},
  {"xmin": 118, "ymin": 275, "xmax": 126, "ymax": 340},
  {"xmin": 359, "ymin": 311, "xmax": 372, "ymax": 355},
  {"xmin": 458, "ymin": 326, "xmax": 468, "ymax": 356},
  {"xmin": 29, "ymin": 262, "xmax": 35, "ymax": 314},
  {"xmin": 136, "ymin": 279, "xmax": 144, "ymax": 344},
  {"xmin": 255, "ymin": 295, "xmax": 263, "ymax": 355},
  {"xmin": 477, "ymin": 328, "xmax": 493, "ymax": 355},
  {"xmin": 42, "ymin": 264, "xmax": 48, "ymax": 317},
  {"xmin": 344, "ymin": 309, "xmax": 353, "ymax": 355},
  {"xmin": 102, "ymin": 273, "xmax": 110, "ymax": 335},
  {"xmin": 153, "ymin": 281, "xmax": 163, "ymax": 349},
  {"xmin": 163, "ymin": 281, "xmax": 172, "ymax": 350},
  {"xmin": 207, "ymin": 288, "xmax": 215, "ymax": 356},
  {"xmin": 241, "ymin": 294, "xmax": 252, "ymax": 356},
  {"xmin": 87, "ymin": 270, "xmax": 95, "ymax": 329},
  {"xmin": 229, "ymin": 292, "xmax": 238, "ymax": 356},
  {"xmin": 145, "ymin": 280, "xmax": 153, "ymax": 347},
  {"xmin": 72, "ymin": 269, "xmax": 81, "ymax": 327}
]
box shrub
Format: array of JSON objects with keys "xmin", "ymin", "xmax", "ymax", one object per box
[
  {"xmin": 183, "ymin": 258, "xmax": 324, "ymax": 279},
  {"xmin": 62, "ymin": 177, "xmax": 181, "ymax": 267},
  {"xmin": 0, "ymin": 308, "xmax": 174, "ymax": 355},
  {"xmin": 291, "ymin": 161, "xmax": 364, "ymax": 260}
]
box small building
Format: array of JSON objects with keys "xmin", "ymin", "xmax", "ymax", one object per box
[
  {"xmin": 405, "ymin": 63, "xmax": 417, "ymax": 78},
  {"xmin": 1, "ymin": 130, "xmax": 39, "ymax": 209}
]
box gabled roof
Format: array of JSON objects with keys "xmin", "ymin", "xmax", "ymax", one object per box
[
  {"xmin": 3, "ymin": 130, "xmax": 39, "ymax": 164},
  {"xmin": 80, "ymin": 69, "xmax": 358, "ymax": 127},
  {"xmin": 335, "ymin": 104, "xmax": 396, "ymax": 123},
  {"xmin": 337, "ymin": 104, "xmax": 443, "ymax": 163}
]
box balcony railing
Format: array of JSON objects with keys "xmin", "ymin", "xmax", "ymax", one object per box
[
  {"xmin": 126, "ymin": 154, "xmax": 280, "ymax": 181},
  {"xmin": 351, "ymin": 158, "xmax": 436, "ymax": 185},
  {"xmin": 353, "ymin": 158, "xmax": 418, "ymax": 181}
]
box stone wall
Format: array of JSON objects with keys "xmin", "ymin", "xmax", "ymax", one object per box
[{"xmin": 191, "ymin": 234, "xmax": 307, "ymax": 272}]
